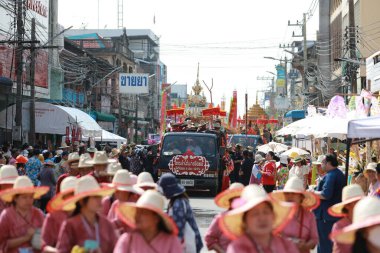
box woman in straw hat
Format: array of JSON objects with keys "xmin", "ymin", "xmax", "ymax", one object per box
[
  {"xmin": 56, "ymin": 152, "xmax": 80, "ymax": 194},
  {"xmin": 289, "ymin": 156, "xmax": 310, "ymax": 189},
  {"xmin": 77, "ymin": 153, "xmax": 94, "ymax": 177},
  {"xmin": 219, "ymin": 184, "xmax": 297, "ymax": 253},
  {"xmin": 136, "ymin": 172, "xmax": 157, "ymax": 191},
  {"xmin": 271, "ymin": 177, "xmax": 320, "ymax": 253},
  {"xmin": 0, "ymin": 176, "xmax": 49, "ymax": 253},
  {"xmin": 41, "ymin": 176, "xmax": 78, "ymax": 253},
  {"xmin": 364, "ymin": 162, "xmax": 380, "ymax": 196},
  {"xmin": 114, "ymin": 190, "xmax": 182, "ymax": 253},
  {"xmin": 205, "ymin": 183, "xmax": 244, "ymax": 253},
  {"xmin": 56, "ymin": 175, "xmax": 117, "ymax": 253},
  {"xmin": 87, "ymin": 151, "xmax": 115, "ymax": 183},
  {"xmin": 328, "ymin": 184, "xmax": 364, "ymax": 253},
  {"xmin": 330, "ymin": 196, "xmax": 380, "ymax": 253},
  {"xmin": 0, "ymin": 165, "xmax": 19, "ymax": 213}
]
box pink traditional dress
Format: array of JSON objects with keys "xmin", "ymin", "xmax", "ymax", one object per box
[
  {"xmin": 280, "ymin": 207, "xmax": 318, "ymax": 253},
  {"xmin": 205, "ymin": 213, "xmax": 231, "ymax": 251},
  {"xmin": 0, "ymin": 199, "xmax": 8, "ymax": 214},
  {"xmin": 41, "ymin": 210, "xmax": 69, "ymax": 250},
  {"xmin": 331, "ymin": 217, "xmax": 352, "ymax": 253},
  {"xmin": 101, "ymin": 195, "xmax": 113, "ymax": 216},
  {"xmin": 107, "ymin": 200, "xmax": 133, "ymax": 234},
  {"xmin": 56, "ymin": 214, "xmax": 118, "ymax": 253},
  {"xmin": 113, "ymin": 231, "xmax": 182, "ymax": 253},
  {"xmin": 0, "ymin": 206, "xmax": 45, "ymax": 253},
  {"xmin": 226, "ymin": 234, "xmax": 299, "ymax": 253}
]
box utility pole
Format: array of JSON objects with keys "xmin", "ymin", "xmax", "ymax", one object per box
[
  {"xmin": 134, "ymin": 95, "xmax": 138, "ymax": 143},
  {"xmin": 29, "ymin": 18, "xmax": 36, "ymax": 145},
  {"xmin": 348, "ymin": 0, "xmax": 357, "ymax": 93},
  {"xmin": 15, "ymin": 0, "xmax": 24, "ymax": 144}
]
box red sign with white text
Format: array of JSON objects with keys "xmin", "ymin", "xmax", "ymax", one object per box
[{"xmin": 168, "ymin": 150, "xmax": 210, "ymax": 176}]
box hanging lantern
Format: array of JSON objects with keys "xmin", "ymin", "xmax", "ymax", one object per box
[
  {"xmin": 65, "ymin": 127, "xmax": 70, "ymax": 145},
  {"xmin": 72, "ymin": 127, "xmax": 76, "ymax": 142}
]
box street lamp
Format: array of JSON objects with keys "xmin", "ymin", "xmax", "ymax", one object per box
[{"xmin": 264, "ymin": 56, "xmax": 289, "ymax": 96}]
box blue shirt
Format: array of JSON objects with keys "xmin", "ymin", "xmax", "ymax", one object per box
[
  {"xmin": 25, "ymin": 156, "xmax": 43, "ymax": 186},
  {"xmin": 313, "ymin": 168, "xmax": 345, "ymax": 221}
]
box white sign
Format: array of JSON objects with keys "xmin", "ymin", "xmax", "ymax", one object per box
[
  {"xmin": 366, "ymin": 51, "xmax": 380, "ymax": 92},
  {"xmin": 119, "ymin": 73, "xmax": 149, "ymax": 94}
]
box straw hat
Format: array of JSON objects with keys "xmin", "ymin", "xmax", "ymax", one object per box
[
  {"xmin": 67, "ymin": 152, "xmax": 80, "ymax": 163},
  {"xmin": 47, "ymin": 176, "xmax": 78, "ymax": 212},
  {"xmin": 60, "ymin": 175, "xmax": 115, "ymax": 210},
  {"xmin": 130, "ymin": 174, "xmax": 138, "ymax": 184},
  {"xmin": 331, "ymin": 196, "xmax": 380, "ymax": 244},
  {"xmin": 109, "ymin": 148, "xmax": 120, "ymax": 158},
  {"xmin": 117, "ymin": 190, "xmax": 178, "ymax": 235},
  {"xmin": 78, "ymin": 153, "xmax": 93, "ymax": 169},
  {"xmin": 313, "ymin": 155, "xmax": 326, "ymax": 165},
  {"xmin": 88, "ymin": 151, "xmax": 115, "ymax": 165},
  {"xmin": 105, "ymin": 170, "xmax": 143, "ymax": 195},
  {"xmin": 214, "ymin": 182, "xmax": 244, "ymax": 209},
  {"xmin": 292, "ymin": 156, "xmax": 303, "ymax": 164},
  {"xmin": 0, "ymin": 176, "xmax": 49, "ymax": 203},
  {"xmin": 219, "ymin": 184, "xmax": 296, "ymax": 239},
  {"xmin": 254, "ymin": 154, "xmax": 265, "ymax": 164},
  {"xmin": 106, "ymin": 162, "xmax": 122, "ymax": 176},
  {"xmin": 289, "ymin": 152, "xmax": 298, "ymax": 159},
  {"xmin": 271, "ymin": 177, "xmax": 320, "ymax": 210},
  {"xmin": 364, "ymin": 162, "xmax": 377, "ymax": 173},
  {"xmin": 87, "ymin": 147, "xmax": 98, "ymax": 153},
  {"xmin": 0, "ymin": 165, "xmax": 19, "ymax": 185},
  {"xmin": 15, "ymin": 155, "xmax": 28, "ymax": 164},
  {"xmin": 136, "ymin": 172, "xmax": 157, "ymax": 189},
  {"xmin": 328, "ymin": 184, "xmax": 365, "ymax": 217}
]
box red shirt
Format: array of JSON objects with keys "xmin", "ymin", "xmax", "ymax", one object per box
[
  {"xmin": 262, "ymin": 161, "xmax": 276, "ymax": 185},
  {"xmin": 41, "ymin": 210, "xmax": 69, "ymax": 249}
]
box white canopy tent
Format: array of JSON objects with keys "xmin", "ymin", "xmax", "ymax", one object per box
[{"xmin": 347, "ymin": 116, "xmax": 380, "ymax": 139}]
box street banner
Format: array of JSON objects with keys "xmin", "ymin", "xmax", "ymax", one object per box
[
  {"xmin": 276, "ymin": 64, "xmax": 286, "ymax": 88},
  {"xmin": 160, "ymin": 91, "xmax": 167, "ymax": 137},
  {"xmin": 228, "ymin": 90, "xmax": 238, "ymax": 128},
  {"xmin": 119, "ymin": 73, "xmax": 149, "ymax": 94}
]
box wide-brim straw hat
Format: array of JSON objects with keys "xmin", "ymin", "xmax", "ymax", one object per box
[
  {"xmin": 67, "ymin": 152, "xmax": 80, "ymax": 163},
  {"xmin": 103, "ymin": 170, "xmax": 144, "ymax": 195},
  {"xmin": 271, "ymin": 177, "xmax": 320, "ymax": 210},
  {"xmin": 78, "ymin": 153, "xmax": 93, "ymax": 169},
  {"xmin": 364, "ymin": 162, "xmax": 377, "ymax": 173},
  {"xmin": 328, "ymin": 184, "xmax": 365, "ymax": 217},
  {"xmin": 331, "ymin": 196, "xmax": 380, "ymax": 244},
  {"xmin": 60, "ymin": 175, "xmax": 115, "ymax": 211},
  {"xmin": 117, "ymin": 190, "xmax": 178, "ymax": 235},
  {"xmin": 219, "ymin": 184, "xmax": 296, "ymax": 239},
  {"xmin": 88, "ymin": 151, "xmax": 115, "ymax": 165},
  {"xmin": 292, "ymin": 156, "xmax": 303, "ymax": 164},
  {"xmin": 106, "ymin": 162, "xmax": 122, "ymax": 176},
  {"xmin": 214, "ymin": 182, "xmax": 244, "ymax": 209},
  {"xmin": 0, "ymin": 176, "xmax": 49, "ymax": 203},
  {"xmin": 0, "ymin": 165, "xmax": 19, "ymax": 184},
  {"xmin": 136, "ymin": 172, "xmax": 157, "ymax": 189},
  {"xmin": 47, "ymin": 176, "xmax": 78, "ymax": 213},
  {"xmin": 109, "ymin": 148, "xmax": 120, "ymax": 158}
]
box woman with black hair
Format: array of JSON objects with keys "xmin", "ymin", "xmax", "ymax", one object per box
[{"xmin": 261, "ymin": 151, "xmax": 277, "ymax": 193}]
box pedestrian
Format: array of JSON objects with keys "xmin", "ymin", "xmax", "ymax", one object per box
[
  {"xmin": 38, "ymin": 160, "xmax": 57, "ymax": 212},
  {"xmin": 363, "ymin": 162, "xmax": 379, "ymax": 196},
  {"xmin": 88, "ymin": 151, "xmax": 114, "ymax": 183},
  {"xmin": 239, "ymin": 150, "xmax": 254, "ymax": 186},
  {"xmin": 8, "ymin": 149, "xmax": 19, "ymax": 166},
  {"xmin": 310, "ymin": 154, "xmax": 345, "ymax": 253},
  {"xmin": 230, "ymin": 144, "xmax": 243, "ymax": 184},
  {"xmin": 328, "ymin": 184, "xmax": 365, "ymax": 253},
  {"xmin": 86, "ymin": 146, "xmax": 97, "ymax": 159},
  {"xmin": 158, "ymin": 173, "xmax": 203, "ymax": 253},
  {"xmin": 249, "ymin": 154, "xmax": 265, "ymax": 185},
  {"xmin": 271, "ymin": 177, "xmax": 319, "ymax": 253},
  {"xmin": 77, "ymin": 153, "xmax": 94, "ymax": 177},
  {"xmin": 136, "ymin": 171, "xmax": 157, "ymax": 191},
  {"xmin": 114, "ymin": 190, "xmax": 182, "ymax": 253},
  {"xmin": 56, "ymin": 151, "xmax": 69, "ymax": 179},
  {"xmin": 41, "ymin": 176, "xmax": 78, "ymax": 253},
  {"xmin": 219, "ymin": 184, "xmax": 298, "ymax": 253},
  {"xmin": 0, "ymin": 176, "xmax": 49, "ymax": 253},
  {"xmin": 261, "ymin": 151, "xmax": 277, "ymax": 193},
  {"xmin": 25, "ymin": 149, "xmax": 43, "ymax": 186},
  {"xmin": 331, "ymin": 196, "xmax": 380, "ymax": 253},
  {"xmin": 56, "ymin": 152, "xmax": 80, "ymax": 194},
  {"xmin": 289, "ymin": 156, "xmax": 309, "ymax": 189},
  {"xmin": 205, "ymin": 183, "xmax": 244, "ymax": 253},
  {"xmin": 56, "ymin": 175, "xmax": 117, "ymax": 253},
  {"xmin": 118, "ymin": 145, "xmax": 130, "ymax": 170},
  {"xmin": 276, "ymin": 154, "xmax": 289, "ymax": 190},
  {"xmin": 15, "ymin": 155, "xmax": 28, "ymax": 176},
  {"xmin": 0, "ymin": 165, "xmax": 18, "ymax": 213}
]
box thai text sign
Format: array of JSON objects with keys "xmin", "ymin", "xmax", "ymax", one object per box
[
  {"xmin": 169, "ymin": 151, "xmax": 210, "ymax": 176},
  {"xmin": 119, "ymin": 73, "xmax": 149, "ymax": 94}
]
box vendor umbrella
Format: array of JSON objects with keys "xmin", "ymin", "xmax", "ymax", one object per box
[
  {"xmin": 282, "ymin": 147, "xmax": 310, "ymax": 156},
  {"xmin": 257, "ymin": 141, "xmax": 289, "ymax": 153}
]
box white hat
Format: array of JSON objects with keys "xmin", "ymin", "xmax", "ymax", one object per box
[
  {"xmin": 0, "ymin": 165, "xmax": 19, "ymax": 184},
  {"xmin": 313, "ymin": 155, "xmax": 326, "ymax": 165},
  {"xmin": 88, "ymin": 151, "xmax": 115, "ymax": 165},
  {"xmin": 55, "ymin": 150, "xmax": 63, "ymax": 156},
  {"xmin": 78, "ymin": 153, "xmax": 93, "ymax": 169},
  {"xmin": 328, "ymin": 184, "xmax": 365, "ymax": 217},
  {"xmin": 117, "ymin": 190, "xmax": 178, "ymax": 235},
  {"xmin": 106, "ymin": 162, "xmax": 122, "ymax": 176},
  {"xmin": 0, "ymin": 176, "xmax": 49, "ymax": 203},
  {"xmin": 105, "ymin": 170, "xmax": 143, "ymax": 195},
  {"xmin": 364, "ymin": 162, "xmax": 377, "ymax": 173},
  {"xmin": 67, "ymin": 152, "xmax": 80, "ymax": 163},
  {"xmin": 136, "ymin": 172, "xmax": 157, "ymax": 189},
  {"xmin": 214, "ymin": 182, "xmax": 244, "ymax": 208},
  {"xmin": 47, "ymin": 176, "xmax": 78, "ymax": 212},
  {"xmin": 254, "ymin": 154, "xmax": 265, "ymax": 164}
]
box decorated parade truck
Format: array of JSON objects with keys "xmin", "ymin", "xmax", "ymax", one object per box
[{"xmin": 157, "ymin": 132, "xmax": 225, "ymax": 196}]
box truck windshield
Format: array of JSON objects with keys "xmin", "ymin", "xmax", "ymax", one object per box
[
  {"xmin": 162, "ymin": 135, "xmax": 216, "ymax": 157},
  {"xmin": 229, "ymin": 135, "xmax": 262, "ymax": 147}
]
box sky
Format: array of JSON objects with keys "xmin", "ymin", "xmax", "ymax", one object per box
[{"xmin": 58, "ymin": 0, "xmax": 319, "ymax": 116}]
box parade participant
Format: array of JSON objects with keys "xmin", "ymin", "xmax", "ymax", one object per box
[
  {"xmin": 158, "ymin": 173, "xmax": 203, "ymax": 253},
  {"xmin": 56, "ymin": 175, "xmax": 117, "ymax": 253},
  {"xmin": 87, "ymin": 146, "xmax": 97, "ymax": 159},
  {"xmin": 231, "ymin": 144, "xmax": 243, "ymax": 184},
  {"xmin": 41, "ymin": 176, "xmax": 78, "ymax": 253},
  {"xmin": 0, "ymin": 165, "xmax": 18, "ymax": 213},
  {"xmin": 219, "ymin": 184, "xmax": 297, "ymax": 253},
  {"xmin": 310, "ymin": 154, "xmax": 345, "ymax": 253},
  {"xmin": 364, "ymin": 162, "xmax": 379, "ymax": 196},
  {"xmin": 289, "ymin": 156, "xmax": 309, "ymax": 189},
  {"xmin": 249, "ymin": 154, "xmax": 265, "ymax": 185},
  {"xmin": 15, "ymin": 155, "xmax": 28, "ymax": 175},
  {"xmin": 109, "ymin": 148, "xmax": 120, "ymax": 160},
  {"xmin": 331, "ymin": 196, "xmax": 380, "ymax": 253},
  {"xmin": 25, "ymin": 149, "xmax": 43, "ymax": 186},
  {"xmin": 114, "ymin": 190, "xmax": 182, "ymax": 253},
  {"xmin": 56, "ymin": 152, "xmax": 80, "ymax": 194},
  {"xmin": 261, "ymin": 151, "xmax": 277, "ymax": 193},
  {"xmin": 0, "ymin": 176, "xmax": 49, "ymax": 253},
  {"xmin": 239, "ymin": 150, "xmax": 254, "ymax": 186},
  {"xmin": 205, "ymin": 183, "xmax": 244, "ymax": 253},
  {"xmin": 271, "ymin": 177, "xmax": 319, "ymax": 253},
  {"xmin": 276, "ymin": 154, "xmax": 289, "ymax": 190},
  {"xmin": 136, "ymin": 171, "xmax": 157, "ymax": 191},
  {"xmin": 328, "ymin": 184, "xmax": 364, "ymax": 253},
  {"xmin": 38, "ymin": 160, "xmax": 57, "ymax": 212},
  {"xmin": 77, "ymin": 153, "xmax": 94, "ymax": 177},
  {"xmin": 88, "ymin": 151, "xmax": 114, "ymax": 183}
]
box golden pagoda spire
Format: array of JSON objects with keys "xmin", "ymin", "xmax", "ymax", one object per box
[
  {"xmin": 192, "ymin": 62, "xmax": 203, "ymax": 95},
  {"xmin": 256, "ymin": 90, "xmax": 259, "ymax": 104}
]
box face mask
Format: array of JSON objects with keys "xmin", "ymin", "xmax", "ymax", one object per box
[{"xmin": 368, "ymin": 225, "xmax": 380, "ymax": 249}]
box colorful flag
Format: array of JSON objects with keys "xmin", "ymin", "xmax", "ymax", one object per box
[{"xmin": 160, "ymin": 91, "xmax": 167, "ymax": 137}]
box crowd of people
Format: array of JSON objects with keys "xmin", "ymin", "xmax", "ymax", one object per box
[{"xmin": 0, "ymin": 140, "xmax": 379, "ymax": 253}]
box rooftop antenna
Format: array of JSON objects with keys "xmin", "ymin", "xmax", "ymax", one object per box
[{"xmin": 117, "ymin": 0, "xmax": 124, "ymax": 29}]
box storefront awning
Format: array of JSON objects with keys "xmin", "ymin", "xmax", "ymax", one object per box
[
  {"xmin": 89, "ymin": 111, "xmax": 116, "ymax": 122},
  {"xmin": 284, "ymin": 110, "xmax": 305, "ymax": 119}
]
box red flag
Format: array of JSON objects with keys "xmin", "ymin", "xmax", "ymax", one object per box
[{"xmin": 160, "ymin": 91, "xmax": 167, "ymax": 137}]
